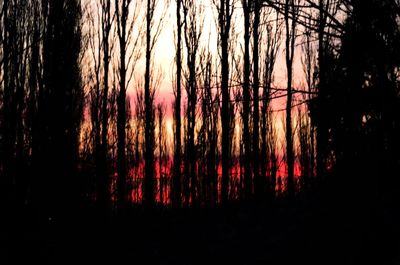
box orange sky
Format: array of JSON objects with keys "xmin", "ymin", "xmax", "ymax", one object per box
[
  {"xmin": 82, "ymin": 0, "xmax": 311, "ymax": 176},
  {"xmin": 133, "ymin": 1, "xmax": 309, "ymax": 168},
  {"xmin": 126, "ymin": 0, "xmax": 307, "ymax": 136}
]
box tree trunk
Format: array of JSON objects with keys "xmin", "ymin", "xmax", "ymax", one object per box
[
  {"xmin": 242, "ymin": 0, "xmax": 252, "ymax": 199},
  {"xmin": 100, "ymin": 0, "xmax": 111, "ymax": 209},
  {"xmin": 116, "ymin": 0, "xmax": 128, "ymax": 210},
  {"xmin": 220, "ymin": 0, "xmax": 231, "ymax": 204},
  {"xmin": 316, "ymin": 0, "xmax": 327, "ymax": 180},
  {"xmin": 285, "ymin": 0, "xmax": 295, "ymax": 197},
  {"xmin": 1, "ymin": 0, "xmax": 12, "ymax": 207},
  {"xmin": 173, "ymin": 0, "xmax": 182, "ymax": 208},
  {"xmin": 144, "ymin": 0, "xmax": 154, "ymax": 207},
  {"xmin": 253, "ymin": 1, "xmax": 261, "ymax": 198}
]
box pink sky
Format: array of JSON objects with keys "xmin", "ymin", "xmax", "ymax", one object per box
[{"xmin": 107, "ymin": 0, "xmax": 311, "ymax": 177}]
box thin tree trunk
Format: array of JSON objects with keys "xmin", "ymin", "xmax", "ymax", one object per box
[
  {"xmin": 253, "ymin": 1, "xmax": 261, "ymax": 198},
  {"xmin": 285, "ymin": 0, "xmax": 295, "ymax": 197},
  {"xmin": 173, "ymin": 0, "xmax": 182, "ymax": 208},
  {"xmin": 316, "ymin": 0, "xmax": 327, "ymax": 180},
  {"xmin": 220, "ymin": 0, "xmax": 231, "ymax": 204},
  {"xmin": 242, "ymin": 0, "xmax": 252, "ymax": 199},
  {"xmin": 116, "ymin": 0, "xmax": 127, "ymax": 210},
  {"xmin": 99, "ymin": 0, "xmax": 111, "ymax": 208},
  {"xmin": 144, "ymin": 0, "xmax": 154, "ymax": 207},
  {"xmin": 1, "ymin": 0, "xmax": 12, "ymax": 206}
]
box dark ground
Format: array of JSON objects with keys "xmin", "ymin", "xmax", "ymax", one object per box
[{"xmin": 2, "ymin": 188, "xmax": 400, "ymax": 265}]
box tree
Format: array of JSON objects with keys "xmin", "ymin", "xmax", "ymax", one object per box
[
  {"xmin": 325, "ymin": 0, "xmax": 400, "ymax": 197},
  {"xmin": 252, "ymin": 0, "xmax": 261, "ymax": 198},
  {"xmin": 214, "ymin": 0, "xmax": 234, "ymax": 204},
  {"xmin": 83, "ymin": 0, "xmax": 111, "ymax": 209},
  {"xmin": 1, "ymin": 0, "xmax": 12, "ymax": 208},
  {"xmin": 115, "ymin": 0, "xmax": 141, "ymax": 209},
  {"xmin": 241, "ymin": 0, "xmax": 252, "ymax": 199},
  {"xmin": 300, "ymin": 13, "xmax": 316, "ymax": 186},
  {"xmin": 32, "ymin": 0, "xmax": 83, "ymax": 215},
  {"xmin": 156, "ymin": 102, "xmax": 167, "ymax": 204},
  {"xmin": 283, "ymin": 0, "xmax": 299, "ymax": 197},
  {"xmin": 182, "ymin": 0, "xmax": 204, "ymax": 206},
  {"xmin": 315, "ymin": 0, "xmax": 330, "ymax": 181},
  {"xmin": 99, "ymin": 0, "xmax": 113, "ymax": 208},
  {"xmin": 199, "ymin": 48, "xmax": 219, "ymax": 205},
  {"xmin": 144, "ymin": 0, "xmax": 169, "ymax": 207},
  {"xmin": 173, "ymin": 0, "xmax": 183, "ymax": 207},
  {"xmin": 260, "ymin": 9, "xmax": 281, "ymax": 197}
]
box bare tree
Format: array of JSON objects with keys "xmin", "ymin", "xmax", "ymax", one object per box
[
  {"xmin": 214, "ymin": 0, "xmax": 234, "ymax": 204},
  {"xmin": 316, "ymin": 0, "xmax": 330, "ymax": 179},
  {"xmin": 173, "ymin": 0, "xmax": 183, "ymax": 207},
  {"xmin": 156, "ymin": 101, "xmax": 167, "ymax": 204},
  {"xmin": 144, "ymin": 0, "xmax": 169, "ymax": 207},
  {"xmin": 85, "ymin": 0, "xmax": 103, "ymax": 208},
  {"xmin": 1, "ymin": 0, "xmax": 12, "ymax": 206},
  {"xmin": 252, "ymin": 0, "xmax": 261, "ymax": 198},
  {"xmin": 284, "ymin": 0, "xmax": 299, "ymax": 197},
  {"xmin": 260, "ymin": 10, "xmax": 281, "ymax": 197},
  {"xmin": 241, "ymin": 0, "xmax": 252, "ymax": 199},
  {"xmin": 34, "ymin": 0, "xmax": 83, "ymax": 213},
  {"xmin": 301, "ymin": 13, "xmax": 316, "ymax": 185},
  {"xmin": 99, "ymin": 0, "xmax": 113, "ymax": 208},
  {"xmin": 182, "ymin": 0, "xmax": 204, "ymax": 206},
  {"xmin": 198, "ymin": 45, "xmax": 219, "ymax": 205},
  {"xmin": 115, "ymin": 0, "xmax": 141, "ymax": 209}
]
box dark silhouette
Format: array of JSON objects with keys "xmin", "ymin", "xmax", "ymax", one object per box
[
  {"xmin": 260, "ymin": 10, "xmax": 281, "ymax": 198},
  {"xmin": 182, "ymin": 0, "xmax": 203, "ymax": 206},
  {"xmin": 144, "ymin": 0, "xmax": 154, "ymax": 207},
  {"xmin": 100, "ymin": 0, "xmax": 112, "ymax": 209},
  {"xmin": 115, "ymin": 0, "xmax": 129, "ymax": 210},
  {"xmin": 283, "ymin": 0, "xmax": 298, "ymax": 197},
  {"xmin": 252, "ymin": 0, "xmax": 261, "ymax": 198},
  {"xmin": 173, "ymin": 0, "xmax": 183, "ymax": 208},
  {"xmin": 1, "ymin": 0, "xmax": 400, "ymax": 264},
  {"xmin": 241, "ymin": 0, "xmax": 252, "ymax": 200},
  {"xmin": 115, "ymin": 0, "xmax": 141, "ymax": 209},
  {"xmin": 215, "ymin": 0, "xmax": 233, "ymax": 205}
]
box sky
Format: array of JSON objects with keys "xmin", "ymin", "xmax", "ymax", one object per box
[
  {"xmin": 137, "ymin": 0, "xmax": 309, "ymax": 160},
  {"xmin": 81, "ymin": 0, "xmax": 311, "ymax": 172},
  {"xmin": 78, "ymin": 0, "xmax": 319, "ymax": 179},
  {"xmin": 145, "ymin": 0, "xmax": 307, "ymax": 103}
]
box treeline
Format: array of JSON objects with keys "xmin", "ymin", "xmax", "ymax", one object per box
[{"xmin": 1, "ymin": 0, "xmax": 399, "ymax": 214}]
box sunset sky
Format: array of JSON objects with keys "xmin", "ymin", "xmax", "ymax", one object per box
[
  {"xmin": 128, "ymin": 0, "xmax": 308, "ymax": 151},
  {"xmin": 81, "ymin": 0, "xmax": 310, "ymax": 177}
]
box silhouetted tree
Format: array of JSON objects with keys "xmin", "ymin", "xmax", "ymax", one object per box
[
  {"xmin": 173, "ymin": 0, "xmax": 183, "ymax": 208},
  {"xmin": 182, "ymin": 0, "xmax": 204, "ymax": 206},
  {"xmin": 283, "ymin": 0, "xmax": 299, "ymax": 197},
  {"xmin": 144, "ymin": 0, "xmax": 153, "ymax": 207},
  {"xmin": 214, "ymin": 0, "xmax": 234, "ymax": 204},
  {"xmin": 99, "ymin": 0, "xmax": 113, "ymax": 208},
  {"xmin": 241, "ymin": 0, "xmax": 252, "ymax": 199},
  {"xmin": 115, "ymin": 0, "xmax": 141, "ymax": 209},
  {"xmin": 315, "ymin": 0, "xmax": 331, "ymax": 181},
  {"xmin": 325, "ymin": 0, "xmax": 400, "ymax": 198},
  {"xmin": 260, "ymin": 9, "xmax": 281, "ymax": 197},
  {"xmin": 156, "ymin": 102, "xmax": 167, "ymax": 204},
  {"xmin": 252, "ymin": 0, "xmax": 261, "ymax": 198},
  {"xmin": 133, "ymin": 85, "xmax": 145, "ymax": 202},
  {"xmin": 32, "ymin": 0, "xmax": 83, "ymax": 215},
  {"xmin": 144, "ymin": 0, "xmax": 169, "ymax": 207},
  {"xmin": 125, "ymin": 95, "xmax": 135, "ymax": 203},
  {"xmin": 199, "ymin": 49, "xmax": 219, "ymax": 205},
  {"xmin": 300, "ymin": 14, "xmax": 316, "ymax": 186},
  {"xmin": 1, "ymin": 0, "xmax": 12, "ymax": 208}
]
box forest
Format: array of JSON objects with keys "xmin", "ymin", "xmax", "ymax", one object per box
[{"xmin": 1, "ymin": 0, "xmax": 400, "ymax": 264}]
